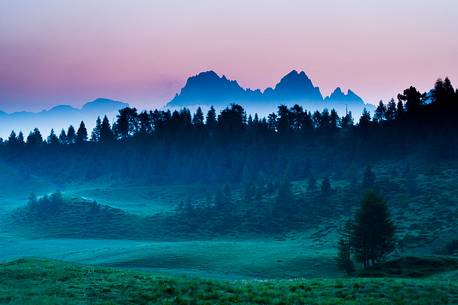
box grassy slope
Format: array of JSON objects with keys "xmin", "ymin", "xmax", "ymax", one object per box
[{"xmin": 0, "ymin": 258, "xmax": 457, "ymax": 305}]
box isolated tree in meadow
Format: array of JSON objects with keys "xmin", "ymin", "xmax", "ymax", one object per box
[
  {"xmin": 47, "ymin": 129, "xmax": 59, "ymax": 145},
  {"xmin": 76, "ymin": 121, "xmax": 88, "ymax": 143},
  {"xmin": 91, "ymin": 116, "xmax": 102, "ymax": 142},
  {"xmin": 362, "ymin": 166, "xmax": 376, "ymax": 189},
  {"xmin": 352, "ymin": 191, "xmax": 395, "ymax": 268},
  {"xmin": 67, "ymin": 125, "xmax": 76, "ymax": 144}
]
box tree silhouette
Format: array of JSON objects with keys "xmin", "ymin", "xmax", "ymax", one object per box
[
  {"xmin": 374, "ymin": 101, "xmax": 386, "ymax": 123},
  {"xmin": 385, "ymin": 99, "xmax": 397, "ymax": 121},
  {"xmin": 206, "ymin": 106, "xmax": 217, "ymax": 131},
  {"xmin": 341, "ymin": 111, "xmax": 354, "ymax": 128},
  {"xmin": 138, "ymin": 111, "xmax": 152, "ymax": 135},
  {"xmin": 99, "ymin": 115, "xmax": 115, "ymax": 143},
  {"xmin": 47, "ymin": 129, "xmax": 59, "ymax": 145},
  {"xmin": 192, "ymin": 107, "xmax": 205, "ymax": 127},
  {"xmin": 26, "ymin": 128, "xmax": 43, "ymax": 146},
  {"xmin": 330, "ymin": 109, "xmax": 341, "ymax": 129},
  {"xmin": 17, "ymin": 131, "xmax": 24, "ymax": 144},
  {"xmin": 114, "ymin": 107, "xmax": 138, "ymax": 139},
  {"xmin": 59, "ymin": 129, "xmax": 67, "ymax": 144},
  {"xmin": 8, "ymin": 131, "xmax": 17, "ymax": 145},
  {"xmin": 76, "ymin": 121, "xmax": 88, "ymax": 143},
  {"xmin": 67, "ymin": 125, "xmax": 76, "ymax": 144},
  {"xmin": 91, "ymin": 116, "xmax": 102, "ymax": 142},
  {"xmin": 358, "ymin": 108, "xmax": 371, "ymax": 130},
  {"xmin": 396, "ymin": 100, "xmax": 404, "ymax": 119},
  {"xmin": 352, "ymin": 191, "xmax": 395, "ymax": 268},
  {"xmin": 397, "ymin": 86, "xmax": 424, "ymax": 114}
]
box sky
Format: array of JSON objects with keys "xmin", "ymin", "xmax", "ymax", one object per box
[{"xmin": 0, "ymin": 0, "xmax": 457, "ymax": 112}]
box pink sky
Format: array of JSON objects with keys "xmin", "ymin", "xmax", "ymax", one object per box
[{"xmin": 0, "ymin": 0, "xmax": 457, "ymax": 112}]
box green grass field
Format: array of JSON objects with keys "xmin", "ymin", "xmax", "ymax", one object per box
[
  {"xmin": 0, "ymin": 161, "xmax": 457, "ymax": 304},
  {"xmin": 0, "ymin": 258, "xmax": 456, "ymax": 305}
]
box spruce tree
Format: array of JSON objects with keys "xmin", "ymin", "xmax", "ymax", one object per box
[
  {"xmin": 385, "ymin": 98, "xmax": 397, "ymax": 121},
  {"xmin": 67, "ymin": 125, "xmax": 76, "ymax": 144},
  {"xmin": 8, "ymin": 131, "xmax": 17, "ymax": 145},
  {"xmin": 17, "ymin": 131, "xmax": 25, "ymax": 144},
  {"xmin": 91, "ymin": 116, "xmax": 102, "ymax": 142},
  {"xmin": 47, "ymin": 129, "xmax": 59, "ymax": 145},
  {"xmin": 76, "ymin": 121, "xmax": 88, "ymax": 143},
  {"xmin": 59, "ymin": 129, "xmax": 67, "ymax": 144},
  {"xmin": 352, "ymin": 191, "xmax": 395, "ymax": 268},
  {"xmin": 27, "ymin": 128, "xmax": 43, "ymax": 146},
  {"xmin": 206, "ymin": 106, "xmax": 217, "ymax": 130},
  {"xmin": 193, "ymin": 107, "xmax": 204, "ymax": 127},
  {"xmin": 374, "ymin": 101, "xmax": 386, "ymax": 123},
  {"xmin": 99, "ymin": 115, "xmax": 114, "ymax": 143}
]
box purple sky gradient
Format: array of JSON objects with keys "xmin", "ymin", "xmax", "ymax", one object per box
[{"xmin": 0, "ymin": 0, "xmax": 457, "ymax": 112}]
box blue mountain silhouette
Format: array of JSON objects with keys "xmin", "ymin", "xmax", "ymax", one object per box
[
  {"xmin": 0, "ymin": 98, "xmax": 128, "ymax": 139},
  {"xmin": 167, "ymin": 70, "xmax": 373, "ymax": 116}
]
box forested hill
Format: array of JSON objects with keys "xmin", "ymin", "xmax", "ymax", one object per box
[{"xmin": 0, "ymin": 78, "xmax": 457, "ymax": 185}]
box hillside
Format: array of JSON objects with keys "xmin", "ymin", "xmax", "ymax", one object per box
[
  {"xmin": 0, "ymin": 258, "xmax": 456, "ymax": 305},
  {"xmin": 0, "ymin": 98, "xmax": 128, "ymax": 139},
  {"xmin": 4, "ymin": 161, "xmax": 458, "ymax": 255}
]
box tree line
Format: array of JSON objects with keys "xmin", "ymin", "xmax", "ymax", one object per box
[{"xmin": 1, "ymin": 78, "xmax": 457, "ymax": 185}]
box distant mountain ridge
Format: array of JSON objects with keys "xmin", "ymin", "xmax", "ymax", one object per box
[
  {"xmin": 0, "ymin": 98, "xmax": 129, "ymax": 138},
  {"xmin": 168, "ymin": 70, "xmax": 374, "ymax": 116}
]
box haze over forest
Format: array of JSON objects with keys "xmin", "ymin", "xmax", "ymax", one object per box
[{"xmin": 0, "ymin": 1, "xmax": 457, "ymax": 304}]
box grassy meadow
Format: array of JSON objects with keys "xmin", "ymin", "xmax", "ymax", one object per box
[
  {"xmin": 0, "ymin": 160, "xmax": 457, "ymax": 304},
  {"xmin": 0, "ymin": 258, "xmax": 457, "ymax": 305}
]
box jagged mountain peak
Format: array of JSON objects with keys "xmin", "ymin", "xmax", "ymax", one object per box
[
  {"xmin": 325, "ymin": 87, "xmax": 365, "ymax": 106},
  {"xmin": 166, "ymin": 70, "xmax": 369, "ymax": 115}
]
